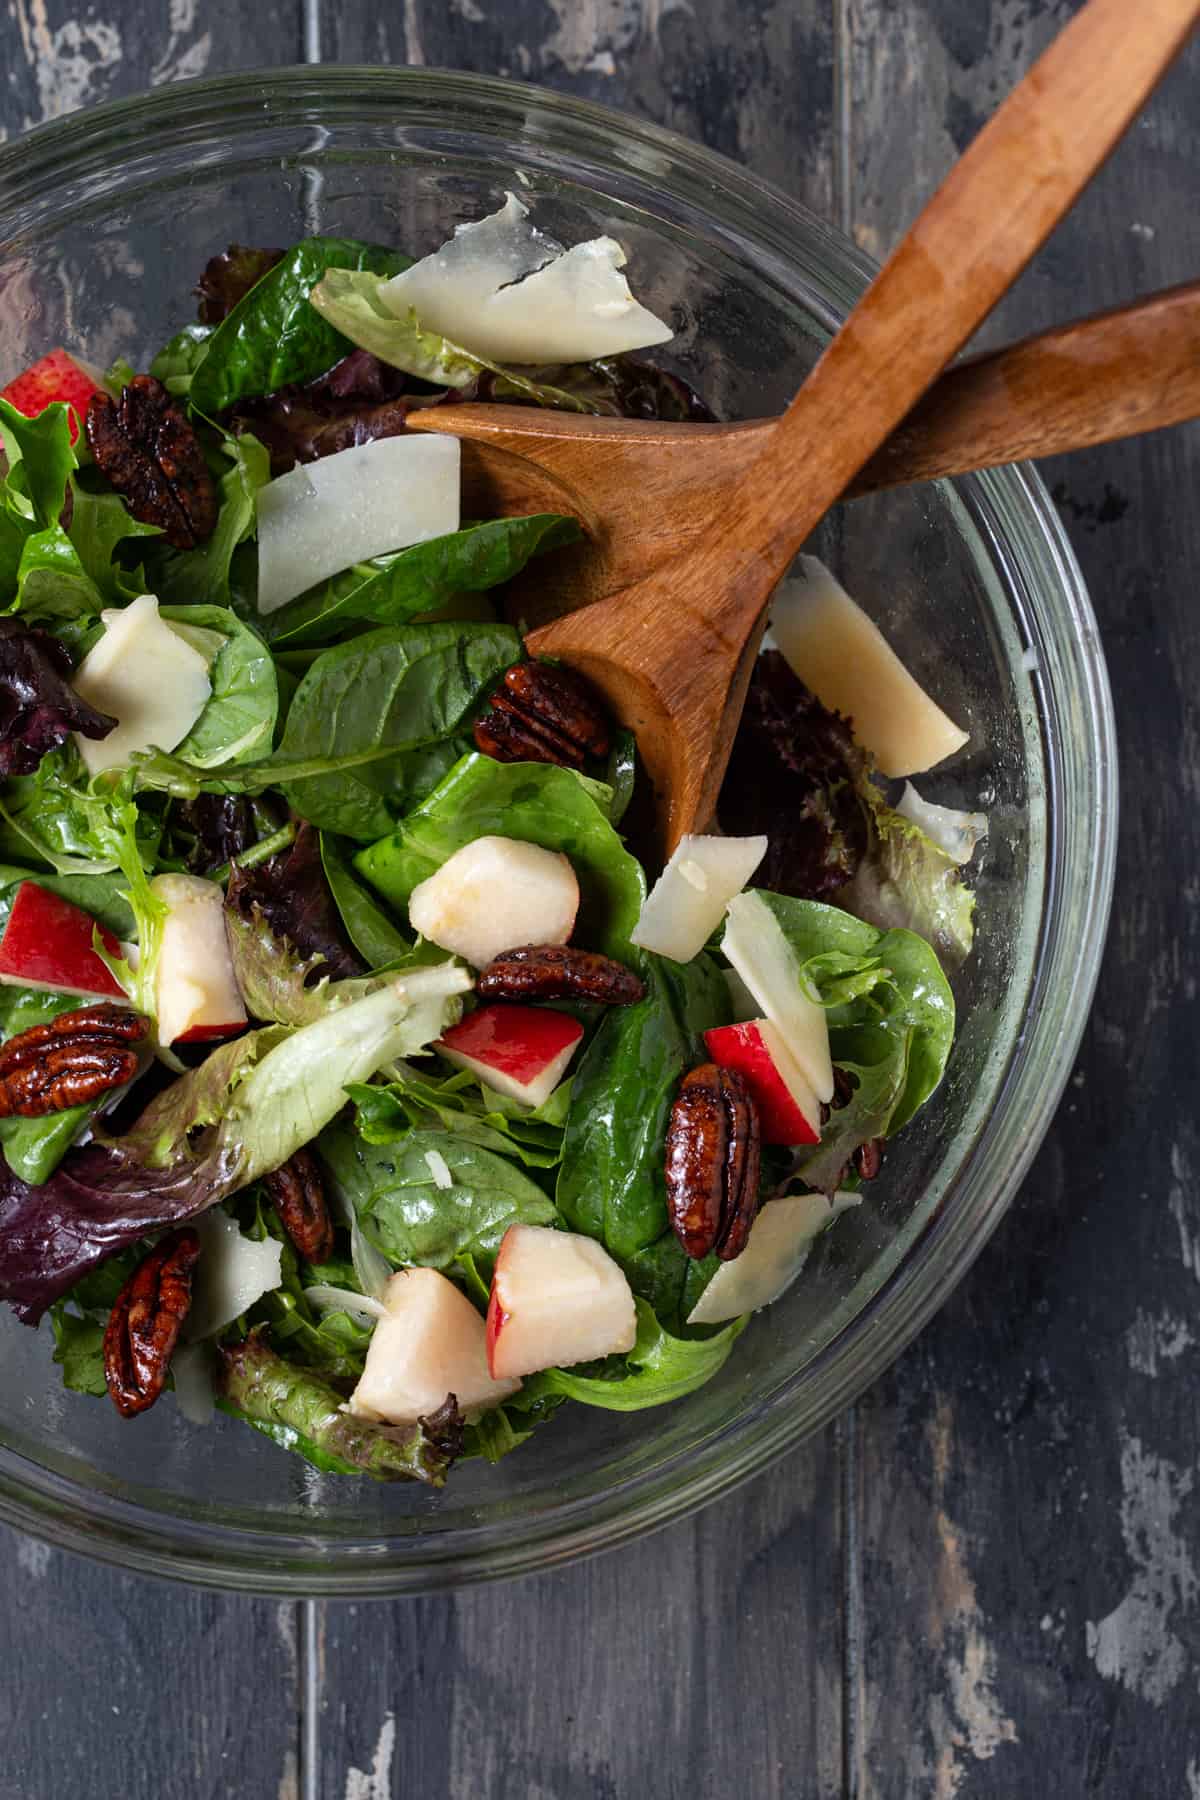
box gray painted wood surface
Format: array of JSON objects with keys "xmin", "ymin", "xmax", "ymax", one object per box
[{"xmin": 1, "ymin": 1, "xmax": 1198, "ymax": 1794}]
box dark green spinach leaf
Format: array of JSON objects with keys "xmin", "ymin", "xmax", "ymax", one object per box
[
  {"xmin": 523, "ymin": 1299, "xmax": 745, "ymax": 1411},
  {"xmin": 162, "ymin": 603, "xmax": 278, "ymax": 768}
]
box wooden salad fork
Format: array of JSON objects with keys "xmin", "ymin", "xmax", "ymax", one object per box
[{"xmin": 409, "ymin": 0, "xmax": 1199, "ymax": 852}]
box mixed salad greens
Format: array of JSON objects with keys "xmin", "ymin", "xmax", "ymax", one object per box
[{"xmin": 0, "ymin": 199, "xmax": 981, "ymax": 1486}]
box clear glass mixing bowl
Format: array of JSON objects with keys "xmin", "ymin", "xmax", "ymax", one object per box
[{"xmin": 0, "ymin": 67, "xmax": 1116, "ymax": 1594}]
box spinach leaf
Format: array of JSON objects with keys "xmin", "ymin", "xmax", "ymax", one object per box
[
  {"xmin": 161, "ymin": 603, "xmax": 278, "ymax": 767},
  {"xmin": 13, "ymin": 526, "xmax": 104, "ymax": 622},
  {"xmin": 604, "ymin": 729, "xmax": 637, "ymax": 828},
  {"xmin": 0, "ymin": 398, "xmax": 75, "ymax": 529},
  {"xmin": 557, "ymin": 955, "xmax": 728, "ymax": 1314},
  {"xmin": 191, "ymin": 239, "xmax": 411, "ymax": 415},
  {"xmin": 278, "ymin": 622, "xmax": 519, "ymax": 839},
  {"xmin": 356, "ymin": 753, "xmax": 646, "ymax": 960},
  {"xmin": 146, "ymin": 430, "xmax": 270, "ymax": 609},
  {"xmin": 320, "ymin": 833, "xmax": 412, "ymax": 968},
  {"xmin": 67, "ymin": 479, "xmax": 162, "ymax": 603},
  {"xmin": 348, "ymin": 1066, "xmax": 567, "ymax": 1170},
  {"xmin": 319, "ymin": 1124, "xmax": 558, "ymax": 1274},
  {"xmin": 309, "ymin": 270, "xmax": 597, "ymax": 411},
  {"xmin": 0, "ymin": 506, "xmax": 29, "ymax": 595},
  {"xmin": 262, "ymin": 514, "xmax": 582, "ymax": 648},
  {"xmin": 524, "ymin": 1300, "xmax": 746, "ymax": 1411}
]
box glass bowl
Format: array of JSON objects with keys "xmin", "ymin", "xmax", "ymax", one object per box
[{"xmin": 0, "ymin": 67, "xmax": 1115, "ymax": 1595}]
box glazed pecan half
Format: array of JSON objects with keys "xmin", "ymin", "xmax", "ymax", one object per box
[
  {"xmin": 263, "ymin": 1146, "xmax": 335, "ymax": 1265},
  {"xmin": 0, "ymin": 1003, "xmax": 147, "ymax": 1118},
  {"xmin": 86, "ymin": 374, "xmax": 218, "ymax": 550},
  {"xmin": 665, "ymin": 1063, "xmax": 762, "ymax": 1261},
  {"xmin": 474, "ymin": 661, "xmax": 612, "ymax": 770},
  {"xmin": 103, "ymin": 1228, "xmax": 201, "ymax": 1417},
  {"xmin": 477, "ymin": 944, "xmax": 645, "ymax": 1007}
]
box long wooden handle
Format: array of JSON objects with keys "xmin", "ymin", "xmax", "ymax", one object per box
[
  {"xmin": 850, "ymin": 281, "xmax": 1200, "ymax": 495},
  {"xmin": 728, "ymin": 0, "xmax": 1198, "ymax": 578}
]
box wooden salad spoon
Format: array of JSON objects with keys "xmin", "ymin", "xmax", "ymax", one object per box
[{"xmin": 409, "ymin": 0, "xmax": 1199, "ymax": 852}]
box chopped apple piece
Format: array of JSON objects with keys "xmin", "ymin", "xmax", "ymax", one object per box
[
  {"xmin": 487, "ymin": 1223, "xmax": 637, "ymax": 1379},
  {"xmin": 1, "ymin": 348, "xmax": 102, "ymax": 442},
  {"xmin": 631, "ymin": 833, "xmax": 768, "ymax": 964},
  {"xmin": 71, "ymin": 594, "xmax": 212, "ymax": 776},
  {"xmin": 350, "ymin": 1267, "xmax": 520, "ymax": 1424},
  {"xmin": 722, "ymin": 891, "xmax": 833, "ymax": 1103},
  {"xmin": 438, "ymin": 1003, "xmax": 583, "ymax": 1108},
  {"xmin": 256, "ymin": 433, "xmax": 460, "ymax": 614},
  {"xmin": 704, "ymin": 1019, "xmax": 820, "ymax": 1146},
  {"xmin": 686, "ymin": 1192, "xmax": 860, "ymax": 1325},
  {"xmin": 0, "ymin": 881, "xmax": 125, "ymax": 1000},
  {"xmin": 408, "ymin": 835, "xmax": 579, "ymax": 969},
  {"xmin": 769, "ymin": 556, "xmax": 969, "ymax": 777},
  {"xmin": 381, "ymin": 191, "xmax": 672, "ymax": 366},
  {"xmin": 150, "ymin": 873, "xmax": 247, "ymax": 1045}
]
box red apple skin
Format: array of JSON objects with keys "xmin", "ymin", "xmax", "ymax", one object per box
[
  {"xmin": 173, "ymin": 1020, "xmax": 246, "ymax": 1044},
  {"xmin": 439, "ymin": 1004, "xmax": 583, "ymax": 1081},
  {"xmin": 704, "ymin": 1022, "xmax": 820, "ymax": 1146},
  {"xmin": 1, "ymin": 350, "xmax": 102, "ymax": 445},
  {"xmin": 0, "ymin": 882, "xmax": 125, "ymax": 1000},
  {"xmin": 485, "ymin": 1285, "xmax": 509, "ymax": 1380}
]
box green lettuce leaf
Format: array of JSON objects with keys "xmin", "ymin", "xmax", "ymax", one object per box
[
  {"xmin": 523, "ymin": 1299, "xmax": 746, "ymax": 1411},
  {"xmin": 191, "ymin": 238, "xmax": 411, "ymax": 415},
  {"xmin": 355, "ymin": 752, "xmax": 646, "ymax": 961},
  {"xmin": 347, "ymin": 1063, "xmax": 567, "ymax": 1169},
  {"xmin": 12, "ymin": 525, "xmax": 104, "ymax": 622},
  {"xmin": 837, "ymin": 796, "xmax": 975, "ymax": 969},
  {"xmin": 320, "ymin": 834, "xmax": 413, "ymax": 968},
  {"xmin": 308, "ymin": 269, "xmax": 599, "ymax": 412},
  {"xmin": 150, "ymin": 322, "xmax": 215, "ymax": 397},
  {"xmin": 262, "ymin": 514, "xmax": 582, "ymax": 649},
  {"xmin": 0, "ymin": 397, "xmax": 75, "ymax": 530},
  {"xmin": 67, "ymin": 478, "xmax": 162, "ymax": 604},
  {"xmin": 161, "ymin": 603, "xmax": 278, "ymax": 767}
]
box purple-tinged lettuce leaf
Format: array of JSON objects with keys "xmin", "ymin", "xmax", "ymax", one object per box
[
  {"xmin": 0, "ymin": 618, "xmax": 114, "ymax": 775},
  {"xmin": 196, "ymin": 245, "xmax": 285, "ymax": 325},
  {"xmin": 228, "ymin": 823, "xmax": 365, "ymax": 981}
]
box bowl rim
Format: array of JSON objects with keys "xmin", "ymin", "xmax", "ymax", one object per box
[{"xmin": 0, "ymin": 64, "xmax": 1118, "ymax": 1595}]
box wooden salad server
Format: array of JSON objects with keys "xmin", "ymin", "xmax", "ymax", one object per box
[{"xmin": 409, "ymin": 0, "xmax": 1199, "ymax": 851}]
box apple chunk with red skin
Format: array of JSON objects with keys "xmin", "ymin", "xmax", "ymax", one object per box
[
  {"xmin": 151, "ymin": 873, "xmax": 247, "ymax": 1044},
  {"xmin": 704, "ymin": 1019, "xmax": 821, "ymax": 1147},
  {"xmin": 0, "ymin": 881, "xmax": 126, "ymax": 1000},
  {"xmin": 350, "ymin": 1267, "xmax": 521, "ymax": 1425},
  {"xmin": 487, "ymin": 1223, "xmax": 637, "ymax": 1380},
  {"xmin": 437, "ymin": 1003, "xmax": 583, "ymax": 1108},
  {"xmin": 1, "ymin": 349, "xmax": 103, "ymax": 444}
]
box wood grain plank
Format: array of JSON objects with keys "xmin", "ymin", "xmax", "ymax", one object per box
[
  {"xmin": 315, "ymin": 1452, "xmax": 844, "ymax": 1800},
  {"xmin": 0, "ymin": 1523, "xmax": 299, "ymax": 1800},
  {"xmin": 323, "ymin": 0, "xmax": 836, "ymax": 216},
  {"xmin": 0, "ymin": 0, "xmax": 301, "ymax": 139},
  {"xmin": 848, "ymin": 4, "xmax": 1200, "ymax": 1794}
]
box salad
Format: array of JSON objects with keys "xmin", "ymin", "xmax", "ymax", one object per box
[{"xmin": 0, "ymin": 198, "xmax": 981, "ymax": 1485}]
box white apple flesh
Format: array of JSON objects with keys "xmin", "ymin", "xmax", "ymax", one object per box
[
  {"xmin": 150, "ymin": 872, "xmax": 247, "ymax": 1044},
  {"xmin": 686, "ymin": 1192, "xmax": 861, "ymax": 1325},
  {"xmin": 408, "ymin": 834, "xmax": 579, "ymax": 969},
  {"xmin": 722, "ymin": 891, "xmax": 834, "ymax": 1103},
  {"xmin": 703, "ymin": 1019, "xmax": 821, "ymax": 1146},
  {"xmin": 769, "ymin": 556, "xmax": 968, "ymax": 777},
  {"xmin": 71, "ymin": 594, "xmax": 213, "ymax": 777},
  {"xmin": 350, "ymin": 1266, "xmax": 521, "ymax": 1424},
  {"xmin": 437, "ymin": 1003, "xmax": 583, "ymax": 1108},
  {"xmin": 255, "ymin": 433, "xmax": 461, "ymax": 614},
  {"xmin": 487, "ymin": 1223, "xmax": 637, "ymax": 1379},
  {"xmin": 631, "ymin": 832, "xmax": 768, "ymax": 963}
]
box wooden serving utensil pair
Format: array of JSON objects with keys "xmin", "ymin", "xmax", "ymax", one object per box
[{"xmin": 409, "ymin": 0, "xmax": 1200, "ymax": 853}]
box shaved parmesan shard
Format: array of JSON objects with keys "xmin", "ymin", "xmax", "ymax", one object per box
[
  {"xmin": 255, "ymin": 433, "xmax": 460, "ymax": 615},
  {"xmin": 71, "ymin": 594, "xmax": 212, "ymax": 775},
  {"xmin": 380, "ymin": 192, "xmax": 673, "ymax": 366},
  {"xmin": 686, "ymin": 1191, "xmax": 860, "ymax": 1324},
  {"xmin": 895, "ymin": 782, "xmax": 988, "ymax": 865},
  {"xmin": 631, "ymin": 833, "xmax": 767, "ymax": 964},
  {"xmin": 769, "ymin": 556, "xmax": 969, "ymax": 778},
  {"xmin": 186, "ymin": 1209, "xmax": 283, "ymax": 1342}
]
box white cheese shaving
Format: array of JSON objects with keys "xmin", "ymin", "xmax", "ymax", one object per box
[
  {"xmin": 677, "ymin": 859, "xmax": 709, "ymax": 893},
  {"xmin": 424, "ymin": 1148, "xmax": 454, "ymax": 1190},
  {"xmin": 185, "ymin": 1210, "xmax": 283, "ymax": 1342},
  {"xmin": 303, "ymin": 1284, "xmax": 389, "ymax": 1327},
  {"xmin": 895, "ymin": 782, "xmax": 988, "ymax": 865}
]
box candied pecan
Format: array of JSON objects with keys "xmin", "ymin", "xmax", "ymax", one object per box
[
  {"xmin": 853, "ymin": 1137, "xmax": 883, "ymax": 1182},
  {"xmin": 86, "ymin": 375, "xmax": 218, "ymax": 550},
  {"xmin": 477, "ymin": 944, "xmax": 645, "ymax": 1007},
  {"xmin": 665, "ymin": 1063, "xmax": 762, "ymax": 1261},
  {"xmin": 474, "ymin": 660, "xmax": 612, "ymax": 769},
  {"xmin": 0, "ymin": 1004, "xmax": 147, "ymax": 1118},
  {"xmin": 103, "ymin": 1228, "xmax": 201, "ymax": 1417},
  {"xmin": 263, "ymin": 1146, "xmax": 334, "ymax": 1264}
]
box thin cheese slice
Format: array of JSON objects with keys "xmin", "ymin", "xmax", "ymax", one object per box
[
  {"xmin": 256, "ymin": 433, "xmax": 460, "ymax": 614},
  {"xmin": 72, "ymin": 593, "xmax": 212, "ymax": 775},
  {"xmin": 631, "ymin": 833, "xmax": 768, "ymax": 963},
  {"xmin": 687, "ymin": 1192, "xmax": 860, "ymax": 1324},
  {"xmin": 770, "ymin": 556, "xmax": 968, "ymax": 777},
  {"xmin": 381, "ymin": 192, "xmax": 672, "ymax": 366},
  {"xmin": 722, "ymin": 891, "xmax": 834, "ymax": 1103}
]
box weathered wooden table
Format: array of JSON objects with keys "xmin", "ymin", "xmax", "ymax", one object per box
[{"xmin": 2, "ymin": 4, "xmax": 1197, "ymax": 1795}]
